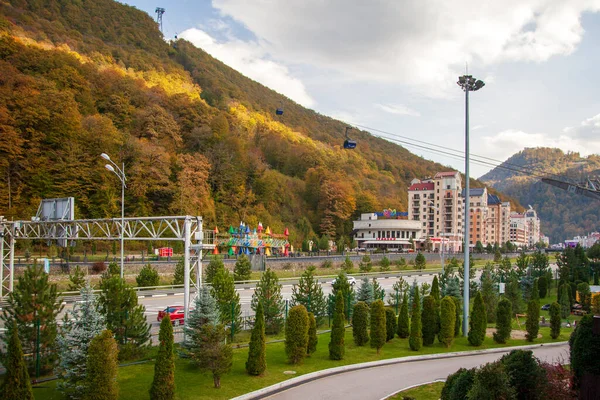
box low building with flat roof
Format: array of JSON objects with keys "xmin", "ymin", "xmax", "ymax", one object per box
[{"xmin": 353, "ymin": 213, "xmax": 423, "ymax": 251}]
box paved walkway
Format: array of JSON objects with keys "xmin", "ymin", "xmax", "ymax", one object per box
[{"xmin": 251, "ymin": 344, "xmax": 569, "ymax": 400}]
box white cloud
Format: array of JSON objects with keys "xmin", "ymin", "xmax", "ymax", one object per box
[
  {"xmin": 563, "ymin": 113, "xmax": 600, "ymax": 139},
  {"xmin": 374, "ymin": 103, "xmax": 420, "ymax": 117},
  {"xmin": 211, "ymin": 0, "xmax": 600, "ymax": 97},
  {"xmin": 179, "ymin": 28, "xmax": 315, "ymax": 108}
]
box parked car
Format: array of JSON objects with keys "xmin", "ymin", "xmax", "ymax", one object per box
[
  {"xmin": 158, "ymin": 306, "xmax": 185, "ymax": 326},
  {"xmin": 331, "ymin": 276, "xmax": 356, "ymax": 286},
  {"xmin": 541, "ymin": 304, "xmax": 551, "ymax": 311}
]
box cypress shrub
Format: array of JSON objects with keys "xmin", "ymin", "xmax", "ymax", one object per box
[
  {"xmin": 397, "ymin": 293, "xmax": 410, "ymax": 338},
  {"xmin": 329, "ymin": 291, "xmax": 345, "ymax": 360},
  {"xmin": 466, "ymin": 361, "xmax": 516, "ymax": 400},
  {"xmin": 569, "ymin": 314, "xmax": 600, "ymax": 391},
  {"xmin": 150, "ymin": 315, "xmax": 175, "ymax": 400},
  {"xmin": 369, "ymin": 300, "xmax": 386, "ymax": 354},
  {"xmin": 385, "ymin": 308, "xmax": 397, "ymax": 341},
  {"xmin": 493, "ymin": 297, "xmax": 512, "ymax": 344},
  {"xmin": 409, "ymin": 287, "xmax": 422, "ymax": 351},
  {"xmin": 306, "ymin": 312, "xmax": 318, "ymax": 356},
  {"xmin": 538, "ymin": 275, "xmax": 548, "ymax": 299},
  {"xmin": 559, "ymin": 284, "xmax": 571, "ymax": 319},
  {"xmin": 525, "ymin": 297, "xmax": 540, "ymax": 342},
  {"xmin": 352, "ymin": 301, "xmax": 370, "ymax": 346},
  {"xmin": 468, "ymin": 291, "xmax": 486, "ymax": 346},
  {"xmin": 439, "ymin": 296, "xmax": 456, "ymax": 348},
  {"xmin": 441, "ymin": 368, "xmax": 475, "ymax": 400},
  {"xmin": 549, "ymin": 302, "xmax": 561, "ymax": 339},
  {"xmin": 421, "ymin": 295, "xmax": 437, "ymax": 346},
  {"xmin": 246, "ymin": 302, "xmax": 266, "ymax": 376},
  {"xmin": 500, "ymin": 350, "xmax": 547, "ymax": 400},
  {"xmin": 285, "ymin": 305, "xmax": 309, "ymax": 364},
  {"xmin": 453, "ymin": 296, "xmax": 461, "ymax": 337},
  {"xmin": 1, "ymin": 322, "xmax": 33, "ymax": 400},
  {"xmin": 136, "ymin": 264, "xmax": 160, "ymax": 287},
  {"xmin": 84, "ymin": 330, "xmax": 119, "ymax": 400}
]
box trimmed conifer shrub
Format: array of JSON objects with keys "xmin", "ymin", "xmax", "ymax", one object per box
[
  {"xmin": 136, "ymin": 264, "xmax": 160, "ymax": 287},
  {"xmin": 441, "ymin": 368, "xmax": 475, "ymax": 400},
  {"xmin": 329, "ymin": 291, "xmax": 345, "ymax": 360},
  {"xmin": 569, "ymin": 314, "xmax": 600, "ymax": 391},
  {"xmin": 369, "ymin": 299, "xmax": 386, "ymax": 354},
  {"xmin": 397, "ymin": 293, "xmax": 410, "ymax": 338},
  {"xmin": 559, "ymin": 284, "xmax": 571, "ymax": 319},
  {"xmin": 85, "ymin": 330, "xmax": 119, "ymax": 400},
  {"xmin": 439, "ymin": 296, "xmax": 456, "ymax": 348},
  {"xmin": 493, "ymin": 297, "xmax": 512, "ymax": 344},
  {"xmin": 285, "ymin": 305, "xmax": 309, "ymax": 364},
  {"xmin": 150, "ymin": 314, "xmax": 175, "ymax": 400},
  {"xmin": 422, "ymin": 295, "xmax": 437, "ymax": 346},
  {"xmin": 246, "ymin": 302, "xmax": 266, "ymax": 376},
  {"xmin": 500, "ymin": 350, "xmax": 547, "ymax": 400},
  {"xmin": 538, "ymin": 275, "xmax": 548, "ymax": 299},
  {"xmin": 1, "ymin": 322, "xmax": 33, "ymax": 400},
  {"xmin": 385, "ymin": 308, "xmax": 396, "ymax": 341},
  {"xmin": 307, "ymin": 312, "xmax": 318, "ymax": 356},
  {"xmin": 468, "ymin": 291, "xmax": 486, "ymax": 346},
  {"xmin": 549, "ymin": 301, "xmax": 561, "ymax": 339},
  {"xmin": 352, "ymin": 301, "xmax": 370, "ymax": 346},
  {"xmin": 525, "ymin": 299, "xmax": 540, "ymax": 342},
  {"xmin": 453, "ymin": 296, "xmax": 461, "ymax": 337},
  {"xmin": 409, "ymin": 287, "xmax": 422, "ymax": 351}
]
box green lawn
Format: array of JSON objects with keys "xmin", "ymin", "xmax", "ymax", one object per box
[
  {"xmin": 387, "ymin": 381, "xmax": 445, "ymax": 400},
  {"xmin": 32, "ymin": 320, "xmax": 570, "ymax": 400}
]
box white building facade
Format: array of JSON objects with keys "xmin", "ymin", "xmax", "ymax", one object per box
[{"xmin": 353, "ymin": 213, "xmax": 423, "ymax": 251}]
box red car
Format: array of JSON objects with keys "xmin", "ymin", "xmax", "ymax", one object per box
[{"xmin": 157, "ymin": 306, "xmax": 185, "ymax": 326}]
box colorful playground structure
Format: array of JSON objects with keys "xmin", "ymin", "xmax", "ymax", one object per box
[{"xmin": 213, "ymin": 222, "xmax": 291, "ymax": 256}]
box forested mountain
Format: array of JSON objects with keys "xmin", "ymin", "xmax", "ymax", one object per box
[
  {"xmin": 480, "ymin": 148, "xmax": 600, "ymax": 243},
  {"xmin": 0, "ymin": 0, "xmax": 516, "ymax": 246}
]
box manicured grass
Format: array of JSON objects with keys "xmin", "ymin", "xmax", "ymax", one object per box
[
  {"xmin": 32, "ymin": 319, "xmax": 569, "ymax": 400},
  {"xmin": 387, "ymin": 381, "xmax": 445, "ymax": 400}
]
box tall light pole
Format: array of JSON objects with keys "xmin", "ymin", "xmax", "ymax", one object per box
[
  {"xmin": 457, "ymin": 74, "xmax": 484, "ymax": 337},
  {"xmin": 101, "ymin": 153, "xmax": 126, "ymax": 279}
]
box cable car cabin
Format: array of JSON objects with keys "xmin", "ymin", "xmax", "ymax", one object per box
[
  {"xmin": 276, "ymin": 108, "xmax": 284, "ymax": 115},
  {"xmin": 344, "ymin": 139, "xmax": 357, "ymax": 149}
]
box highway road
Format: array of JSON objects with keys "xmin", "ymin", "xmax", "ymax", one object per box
[{"xmin": 261, "ymin": 344, "xmax": 569, "ymax": 400}]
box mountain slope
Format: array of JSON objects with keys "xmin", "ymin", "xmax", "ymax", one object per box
[
  {"xmin": 480, "ymin": 147, "xmax": 600, "ymax": 243},
  {"xmin": 0, "ymin": 0, "xmax": 517, "ymax": 246}
]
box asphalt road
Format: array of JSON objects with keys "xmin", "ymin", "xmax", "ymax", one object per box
[{"xmin": 262, "ymin": 344, "xmax": 570, "ymax": 400}]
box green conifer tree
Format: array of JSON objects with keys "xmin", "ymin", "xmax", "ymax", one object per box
[
  {"xmin": 246, "ymin": 302, "xmax": 266, "ymax": 376},
  {"xmin": 468, "ymin": 291, "xmax": 486, "ymax": 346},
  {"xmin": 233, "ymin": 254, "xmax": 252, "ymax": 281},
  {"xmin": 359, "ymin": 255, "xmax": 372, "ymax": 272},
  {"xmin": 150, "ymin": 315, "xmax": 175, "ymax": 400},
  {"xmin": 172, "ymin": 259, "xmax": 195, "ymax": 285},
  {"xmin": 397, "ymin": 293, "xmax": 410, "ymax": 338},
  {"xmin": 307, "ymin": 312, "xmax": 318, "ymax": 356},
  {"xmin": 415, "ymin": 252, "xmax": 426, "ymax": 270},
  {"xmin": 205, "ymin": 256, "xmax": 224, "ymax": 284},
  {"xmin": 342, "ymin": 256, "xmax": 354, "ymax": 272},
  {"xmin": 84, "ymin": 330, "xmax": 119, "ymax": 400},
  {"xmin": 421, "ymin": 295, "xmax": 437, "ymax": 346},
  {"xmin": 291, "ymin": 266, "xmax": 327, "ymax": 322},
  {"xmin": 409, "ymin": 287, "xmax": 422, "ymax": 351},
  {"xmin": 480, "ymin": 266, "xmax": 498, "ymax": 323},
  {"xmin": 356, "ymin": 277, "xmax": 374, "ymax": 305},
  {"xmin": 505, "ymin": 276, "xmax": 522, "ymax": 314},
  {"xmin": 329, "ymin": 291, "xmax": 345, "ymax": 360},
  {"xmin": 439, "ymin": 296, "xmax": 456, "ymax": 348},
  {"xmin": 453, "ymin": 296, "xmax": 462, "ymax": 337},
  {"xmin": 285, "ymin": 305, "xmax": 309, "ymax": 364},
  {"xmin": 68, "ymin": 265, "xmax": 87, "ymax": 292},
  {"xmin": 211, "ymin": 267, "xmax": 242, "ymax": 335},
  {"xmin": 525, "ymin": 299, "xmax": 540, "ymax": 342},
  {"xmin": 549, "ymin": 302, "xmax": 561, "ymax": 339},
  {"xmin": 370, "ymin": 300, "xmax": 386, "ymax": 354},
  {"xmin": 352, "ymin": 301, "xmax": 370, "ymax": 346},
  {"xmin": 251, "ymin": 269, "xmax": 284, "ymax": 334},
  {"xmin": 136, "ymin": 264, "xmax": 160, "ymax": 287},
  {"xmin": 1, "ymin": 321, "xmax": 33, "ymax": 400},
  {"xmin": 559, "ymin": 285, "xmax": 571, "ymax": 319},
  {"xmin": 380, "ymin": 256, "xmax": 391, "ymax": 272},
  {"xmin": 431, "ymin": 275, "xmax": 440, "ymax": 304},
  {"xmin": 385, "ymin": 308, "xmax": 397, "ymax": 341},
  {"xmin": 493, "ymin": 297, "xmax": 512, "ymax": 344}
]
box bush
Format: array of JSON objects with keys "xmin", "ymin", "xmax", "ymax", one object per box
[
  {"xmin": 320, "ymin": 259, "xmax": 333, "ymax": 269},
  {"xmin": 233, "ymin": 255, "xmax": 252, "ymax": 281},
  {"xmin": 329, "ymin": 291, "xmax": 345, "ymax": 360},
  {"xmin": 85, "ymin": 330, "xmax": 119, "ymax": 400},
  {"xmin": 500, "ymin": 350, "xmax": 546, "ymax": 400},
  {"xmin": 385, "ymin": 308, "xmax": 396, "ymax": 341},
  {"xmin": 549, "ymin": 302, "xmax": 561, "ymax": 339},
  {"xmin": 341, "ymin": 256, "xmax": 353, "ymax": 272},
  {"xmin": 493, "ymin": 297, "xmax": 512, "ymax": 344},
  {"xmin": 395, "ymin": 257, "xmax": 407, "ymax": 269},
  {"xmin": 559, "ymin": 284, "xmax": 571, "ymax": 319},
  {"xmin": 285, "ymin": 305, "xmax": 309, "ymax": 364},
  {"xmin": 369, "ymin": 300, "xmax": 386, "ymax": 354},
  {"xmin": 538, "ymin": 275, "xmax": 548, "ymax": 299},
  {"xmin": 380, "ymin": 256, "xmax": 391, "ymax": 272},
  {"xmin": 409, "ymin": 287, "xmax": 422, "ymax": 351},
  {"xmin": 439, "ymin": 296, "xmax": 456, "ymax": 348},
  {"xmin": 307, "ymin": 312, "xmax": 318, "ymax": 356},
  {"xmin": 150, "ymin": 315, "xmax": 175, "ymax": 400},
  {"xmin": 466, "ymin": 361, "xmax": 516, "ymax": 400},
  {"xmin": 91, "ymin": 261, "xmax": 107, "ymax": 274},
  {"xmin": 352, "ymin": 301, "xmax": 369, "ymax": 346},
  {"xmin": 569, "ymin": 313, "xmax": 600, "ymax": 391},
  {"xmin": 421, "ymin": 295, "xmax": 437, "ymax": 346},
  {"xmin": 205, "ymin": 256, "xmax": 224, "ymax": 283},
  {"xmin": 441, "ymin": 368, "xmax": 475, "ymax": 400},
  {"xmin": 246, "ymin": 302, "xmax": 266, "ymax": 376},
  {"xmin": 468, "ymin": 291, "xmax": 486, "ymax": 346},
  {"xmin": 359, "ymin": 255, "xmax": 372, "ymax": 272},
  {"xmin": 136, "ymin": 263, "xmax": 160, "ymax": 287},
  {"xmin": 539, "ymin": 363, "xmax": 577, "ymax": 400},
  {"xmin": 453, "ymin": 296, "xmax": 461, "ymax": 337},
  {"xmin": 415, "ymin": 252, "xmax": 426, "ymax": 270},
  {"xmin": 525, "ymin": 298, "xmax": 540, "ymax": 342},
  {"xmin": 397, "ymin": 293, "xmax": 410, "ymax": 338},
  {"xmin": 1, "ymin": 322, "xmax": 34, "ymax": 400}
]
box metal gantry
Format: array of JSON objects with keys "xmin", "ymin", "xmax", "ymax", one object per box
[{"xmin": 0, "ymin": 215, "xmax": 215, "ymax": 332}]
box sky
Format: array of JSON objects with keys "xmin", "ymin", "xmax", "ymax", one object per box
[{"xmin": 123, "ymin": 0, "xmax": 600, "ymax": 178}]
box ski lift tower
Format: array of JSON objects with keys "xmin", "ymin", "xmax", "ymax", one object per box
[{"xmin": 155, "ymin": 7, "xmax": 165, "ymax": 33}]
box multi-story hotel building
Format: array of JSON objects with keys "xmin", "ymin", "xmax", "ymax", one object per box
[
  {"xmin": 352, "ymin": 213, "xmax": 423, "ymax": 251},
  {"xmin": 462, "ymin": 187, "xmax": 488, "ymax": 246},
  {"xmin": 524, "ymin": 208, "xmax": 541, "ymax": 247},
  {"xmin": 485, "ymin": 195, "xmax": 512, "ymax": 246},
  {"xmin": 509, "ymin": 213, "xmax": 528, "ymax": 248}
]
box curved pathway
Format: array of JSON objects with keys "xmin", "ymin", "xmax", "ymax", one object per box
[{"xmin": 255, "ymin": 344, "xmax": 569, "ymax": 400}]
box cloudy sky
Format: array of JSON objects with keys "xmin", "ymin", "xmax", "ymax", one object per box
[{"xmin": 125, "ymin": 0, "xmax": 600, "ymax": 177}]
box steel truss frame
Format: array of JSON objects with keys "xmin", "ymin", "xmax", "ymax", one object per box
[{"xmin": 0, "ymin": 215, "xmax": 215, "ymax": 335}]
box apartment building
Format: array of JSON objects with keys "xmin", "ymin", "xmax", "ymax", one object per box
[
  {"xmin": 485, "ymin": 195, "xmax": 512, "ymax": 246},
  {"xmin": 524, "ymin": 208, "xmax": 541, "ymax": 247},
  {"xmin": 509, "ymin": 213, "xmax": 528, "ymax": 248},
  {"xmin": 462, "ymin": 187, "xmax": 488, "ymax": 246}
]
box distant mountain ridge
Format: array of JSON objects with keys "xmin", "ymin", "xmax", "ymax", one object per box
[{"xmin": 480, "ymin": 147, "xmax": 600, "ymax": 243}]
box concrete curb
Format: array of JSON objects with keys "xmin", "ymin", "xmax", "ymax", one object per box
[
  {"xmin": 231, "ymin": 341, "xmax": 568, "ymax": 400},
  {"xmin": 377, "ymin": 379, "xmax": 446, "ymax": 400}
]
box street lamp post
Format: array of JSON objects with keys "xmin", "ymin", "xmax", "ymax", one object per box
[
  {"xmin": 101, "ymin": 153, "xmax": 126, "ymax": 279},
  {"xmin": 457, "ymin": 74, "xmax": 484, "ymax": 337}
]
